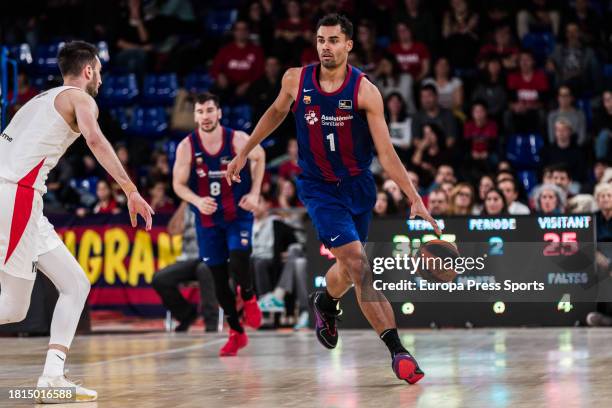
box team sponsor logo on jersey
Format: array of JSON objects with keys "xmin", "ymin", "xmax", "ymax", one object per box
[
  {"xmin": 196, "ymin": 168, "xmax": 207, "ymax": 178},
  {"xmin": 305, "ymin": 110, "xmax": 318, "ymax": 125},
  {"xmin": 321, "ymin": 114, "xmax": 353, "ymax": 127},
  {"xmin": 338, "ymin": 99, "xmax": 352, "ymax": 110},
  {"xmin": 0, "ymin": 132, "xmax": 12, "ymax": 142},
  {"xmin": 240, "ymin": 230, "xmax": 250, "ymax": 238},
  {"xmin": 241, "ymin": 238, "xmax": 249, "ymax": 246},
  {"xmin": 207, "ymin": 170, "xmax": 226, "ymax": 179},
  {"xmin": 220, "ymin": 156, "xmax": 232, "ymax": 165},
  {"xmin": 303, "ymin": 95, "xmax": 311, "ymax": 104}
]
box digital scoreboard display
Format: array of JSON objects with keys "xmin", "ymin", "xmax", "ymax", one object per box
[{"xmin": 307, "ymin": 215, "xmax": 599, "ymax": 327}]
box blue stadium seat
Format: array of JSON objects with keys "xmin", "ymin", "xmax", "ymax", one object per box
[
  {"xmin": 506, "ymin": 133, "xmax": 544, "ymax": 169},
  {"xmin": 231, "ymin": 104, "xmax": 252, "ymax": 131},
  {"xmin": 34, "ymin": 42, "xmax": 65, "ymax": 74},
  {"xmin": 521, "ymin": 32, "xmax": 555, "ymax": 66},
  {"xmin": 99, "ymin": 73, "xmax": 139, "ymax": 107},
  {"xmin": 69, "ymin": 176, "xmax": 100, "ymax": 196},
  {"xmin": 108, "ymin": 108, "xmax": 130, "ymax": 131},
  {"xmin": 517, "ymin": 170, "xmax": 538, "ymax": 195},
  {"xmin": 221, "ymin": 105, "xmax": 232, "ymax": 127},
  {"xmin": 205, "ymin": 10, "xmax": 238, "ymax": 36},
  {"xmin": 164, "ymin": 140, "xmax": 179, "ymax": 167},
  {"xmin": 128, "ymin": 106, "xmax": 168, "ymax": 137},
  {"xmin": 184, "ymin": 72, "xmax": 214, "ymax": 93},
  {"xmin": 142, "ymin": 73, "xmax": 178, "ymax": 106}
]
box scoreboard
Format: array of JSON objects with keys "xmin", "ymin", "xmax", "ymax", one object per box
[{"xmin": 306, "ymin": 214, "xmax": 599, "ymax": 328}]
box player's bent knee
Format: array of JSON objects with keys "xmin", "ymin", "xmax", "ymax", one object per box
[
  {"xmin": 343, "ymin": 255, "xmax": 369, "ymax": 287},
  {"xmin": 74, "ymin": 274, "xmax": 91, "ymax": 303}
]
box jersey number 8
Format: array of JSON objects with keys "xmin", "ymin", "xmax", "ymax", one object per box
[{"xmin": 210, "ymin": 181, "xmax": 221, "ymax": 197}]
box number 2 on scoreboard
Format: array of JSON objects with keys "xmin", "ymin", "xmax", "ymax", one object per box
[{"xmin": 488, "ymin": 236, "xmax": 504, "ymax": 255}]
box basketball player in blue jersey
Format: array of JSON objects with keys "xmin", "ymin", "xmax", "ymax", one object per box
[
  {"xmin": 227, "ymin": 14, "xmax": 441, "ymax": 383},
  {"xmin": 173, "ymin": 92, "xmax": 266, "ymax": 356}
]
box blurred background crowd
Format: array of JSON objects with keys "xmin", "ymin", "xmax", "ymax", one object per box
[{"xmin": 3, "ymin": 0, "xmax": 612, "ymax": 325}]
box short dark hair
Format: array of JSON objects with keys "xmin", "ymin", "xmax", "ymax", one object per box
[
  {"xmin": 195, "ymin": 92, "xmax": 220, "ymax": 108},
  {"xmin": 550, "ymin": 163, "xmax": 571, "ymax": 178},
  {"xmin": 498, "ymin": 177, "xmax": 517, "ymax": 192},
  {"xmin": 420, "ymin": 83, "xmax": 438, "ymax": 95},
  {"xmin": 472, "ymin": 99, "xmax": 489, "ymax": 111},
  {"xmin": 316, "ymin": 13, "xmax": 353, "ymax": 39},
  {"xmin": 57, "ymin": 41, "xmax": 98, "ymax": 77}
]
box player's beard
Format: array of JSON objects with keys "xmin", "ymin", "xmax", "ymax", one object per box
[
  {"xmin": 85, "ymin": 72, "xmax": 99, "ymax": 97},
  {"xmin": 201, "ymin": 120, "xmax": 219, "ymax": 133}
]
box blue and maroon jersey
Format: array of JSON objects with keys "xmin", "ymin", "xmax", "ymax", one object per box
[
  {"xmin": 187, "ymin": 127, "xmax": 252, "ymax": 227},
  {"xmin": 292, "ymin": 63, "xmax": 374, "ymax": 182}
]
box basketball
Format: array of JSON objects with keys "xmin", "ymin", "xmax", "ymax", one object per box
[{"xmin": 415, "ymin": 239, "xmax": 460, "ymax": 283}]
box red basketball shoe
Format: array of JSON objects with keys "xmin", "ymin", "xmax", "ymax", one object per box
[{"xmin": 219, "ymin": 329, "xmax": 248, "ymax": 356}]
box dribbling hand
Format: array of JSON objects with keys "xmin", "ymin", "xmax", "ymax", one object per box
[
  {"xmin": 127, "ymin": 191, "xmax": 155, "ymax": 230},
  {"xmin": 409, "ymin": 198, "xmax": 442, "ymax": 236}
]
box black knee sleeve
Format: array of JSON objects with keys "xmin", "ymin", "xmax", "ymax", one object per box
[{"xmin": 229, "ymin": 250, "xmax": 254, "ymax": 300}]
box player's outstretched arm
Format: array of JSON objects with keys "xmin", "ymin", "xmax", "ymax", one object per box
[
  {"xmin": 226, "ymin": 67, "xmax": 300, "ymax": 185},
  {"xmin": 233, "ymin": 131, "xmax": 266, "ymax": 212},
  {"xmin": 172, "ymin": 138, "xmax": 217, "ymax": 215},
  {"xmin": 359, "ymin": 79, "xmax": 441, "ymax": 235},
  {"xmin": 73, "ymin": 91, "xmax": 154, "ymax": 230}
]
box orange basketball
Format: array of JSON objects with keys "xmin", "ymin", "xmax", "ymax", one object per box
[{"xmin": 415, "ymin": 239, "xmax": 460, "ymax": 283}]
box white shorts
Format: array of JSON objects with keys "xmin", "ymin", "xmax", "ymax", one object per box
[{"xmin": 0, "ymin": 182, "xmax": 63, "ymax": 280}]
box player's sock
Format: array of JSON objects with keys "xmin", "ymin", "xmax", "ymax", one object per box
[
  {"xmin": 227, "ymin": 316, "xmax": 244, "ymax": 333},
  {"xmin": 317, "ymin": 290, "xmax": 340, "ymax": 314},
  {"xmin": 42, "ymin": 349, "xmax": 66, "ymax": 377},
  {"xmin": 230, "ymin": 250, "xmax": 254, "ymax": 301},
  {"xmin": 380, "ymin": 328, "xmax": 408, "ymax": 357}
]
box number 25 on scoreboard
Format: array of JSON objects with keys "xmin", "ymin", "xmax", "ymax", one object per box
[{"xmin": 543, "ymin": 232, "xmax": 578, "ymax": 256}]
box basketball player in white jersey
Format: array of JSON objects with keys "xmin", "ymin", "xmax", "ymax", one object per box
[{"xmin": 0, "ymin": 41, "xmax": 154, "ymax": 403}]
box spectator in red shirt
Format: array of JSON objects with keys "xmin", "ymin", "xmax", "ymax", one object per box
[
  {"xmin": 464, "ymin": 100, "xmax": 498, "ymax": 162},
  {"xmin": 148, "ymin": 180, "xmax": 176, "ymax": 215},
  {"xmin": 278, "ymin": 138, "xmax": 301, "ymax": 181},
  {"xmin": 504, "ymin": 50, "xmax": 549, "ymax": 134},
  {"xmin": 477, "ymin": 24, "xmax": 519, "ymax": 71},
  {"xmin": 274, "ymin": 0, "xmax": 312, "ymax": 64},
  {"xmin": 8, "ymin": 72, "xmax": 38, "ymax": 116},
  {"xmin": 211, "ymin": 20, "xmax": 265, "ymax": 98},
  {"xmin": 93, "ymin": 180, "xmax": 121, "ymax": 215},
  {"xmin": 387, "ymin": 22, "xmax": 430, "ymax": 82}
]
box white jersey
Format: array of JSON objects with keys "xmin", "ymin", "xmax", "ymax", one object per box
[{"xmin": 0, "ymin": 86, "xmax": 82, "ymax": 194}]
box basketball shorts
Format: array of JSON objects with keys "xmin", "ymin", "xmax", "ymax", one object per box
[
  {"xmin": 194, "ymin": 217, "xmax": 253, "ymax": 267},
  {"xmin": 0, "ymin": 182, "xmax": 63, "ymax": 280},
  {"xmin": 296, "ymin": 171, "xmax": 377, "ymax": 248}
]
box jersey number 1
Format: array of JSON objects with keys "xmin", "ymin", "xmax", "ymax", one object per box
[{"xmin": 326, "ymin": 133, "xmax": 336, "ymax": 152}]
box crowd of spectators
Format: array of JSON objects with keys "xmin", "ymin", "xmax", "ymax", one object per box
[{"xmin": 4, "ymin": 0, "xmax": 612, "ymax": 327}]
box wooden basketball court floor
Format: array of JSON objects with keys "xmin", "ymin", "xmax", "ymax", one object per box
[{"xmin": 0, "ymin": 327, "xmax": 611, "ymax": 407}]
